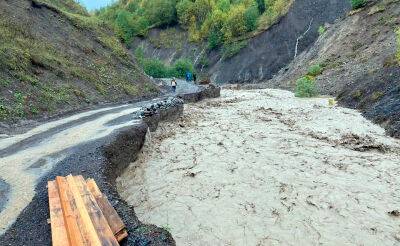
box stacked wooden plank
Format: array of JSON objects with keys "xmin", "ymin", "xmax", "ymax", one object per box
[{"xmin": 48, "ymin": 175, "xmax": 128, "ymax": 246}]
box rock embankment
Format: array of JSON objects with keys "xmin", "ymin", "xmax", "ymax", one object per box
[{"xmin": 178, "ymin": 84, "xmax": 221, "ymax": 103}]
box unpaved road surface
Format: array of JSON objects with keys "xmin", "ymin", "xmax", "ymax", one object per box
[
  {"xmin": 0, "ymin": 103, "xmax": 144, "ymax": 233},
  {"xmin": 118, "ymin": 89, "xmax": 400, "ymax": 245},
  {"xmin": 0, "ymin": 78, "xmax": 200, "ymax": 235}
]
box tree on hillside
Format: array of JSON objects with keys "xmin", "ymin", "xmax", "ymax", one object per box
[
  {"xmin": 176, "ymin": 0, "xmax": 196, "ymax": 26},
  {"xmin": 255, "ymin": 0, "xmax": 266, "ymax": 13},
  {"xmin": 143, "ymin": 0, "xmax": 177, "ymax": 26}
]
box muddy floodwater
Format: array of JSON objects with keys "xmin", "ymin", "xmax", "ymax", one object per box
[{"xmin": 118, "ymin": 89, "xmax": 400, "ymax": 245}]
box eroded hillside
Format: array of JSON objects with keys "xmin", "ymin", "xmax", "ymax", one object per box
[
  {"xmin": 0, "ymin": 0, "xmax": 158, "ymax": 127},
  {"xmin": 263, "ymin": 0, "xmax": 400, "ymax": 137}
]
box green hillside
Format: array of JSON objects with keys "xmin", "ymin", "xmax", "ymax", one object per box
[{"xmin": 0, "ymin": 0, "xmax": 157, "ymax": 123}]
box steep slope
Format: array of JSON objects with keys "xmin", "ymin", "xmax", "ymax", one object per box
[
  {"xmin": 0, "ymin": 0, "xmax": 158, "ymax": 126},
  {"xmin": 132, "ymin": 0, "xmax": 350, "ymax": 83},
  {"xmin": 263, "ymin": 0, "xmax": 400, "ymax": 137}
]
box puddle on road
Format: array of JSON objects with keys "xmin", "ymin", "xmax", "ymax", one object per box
[
  {"xmin": 118, "ymin": 89, "xmax": 400, "ymax": 245},
  {"xmin": 0, "ymin": 105, "xmax": 141, "ymax": 233}
]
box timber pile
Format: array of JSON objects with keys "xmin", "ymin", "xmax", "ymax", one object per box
[{"xmin": 48, "ymin": 175, "xmax": 128, "ymax": 246}]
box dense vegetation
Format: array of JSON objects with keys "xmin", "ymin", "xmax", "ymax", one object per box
[
  {"xmin": 96, "ymin": 0, "xmax": 292, "ymax": 49},
  {"xmin": 135, "ymin": 47, "xmax": 194, "ymax": 78}
]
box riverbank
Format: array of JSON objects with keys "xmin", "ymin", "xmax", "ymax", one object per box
[{"xmin": 118, "ymin": 88, "xmax": 400, "ymax": 245}]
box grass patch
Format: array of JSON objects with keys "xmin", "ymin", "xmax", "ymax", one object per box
[
  {"xmin": 307, "ymin": 64, "xmax": 323, "ymax": 76},
  {"xmin": 318, "ymin": 26, "xmax": 326, "ymax": 36},
  {"xmin": 0, "ymin": 78, "xmax": 11, "ymax": 87},
  {"xmin": 371, "ymin": 91, "xmax": 384, "ymax": 101}
]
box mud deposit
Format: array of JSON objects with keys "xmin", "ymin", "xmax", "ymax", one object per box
[{"xmin": 118, "ymin": 89, "xmax": 400, "ymax": 245}]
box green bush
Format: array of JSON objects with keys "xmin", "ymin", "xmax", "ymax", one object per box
[
  {"xmin": 295, "ymin": 76, "xmax": 317, "ymax": 98},
  {"xmin": 318, "ymin": 26, "xmax": 326, "ymax": 35},
  {"xmin": 244, "ymin": 4, "xmax": 260, "ymax": 32},
  {"xmin": 176, "ymin": 0, "xmax": 196, "ymax": 26},
  {"xmin": 143, "ymin": 0, "xmax": 177, "ymax": 26},
  {"xmin": 255, "ymin": 0, "xmax": 266, "ymax": 14},
  {"xmin": 217, "ymin": 0, "xmax": 231, "ymax": 12},
  {"xmin": 115, "ymin": 10, "xmax": 136, "ymax": 43},
  {"xmin": 172, "ymin": 59, "xmax": 194, "ymax": 78},
  {"xmin": 142, "ymin": 58, "xmax": 169, "ymax": 78},
  {"xmin": 222, "ymin": 4, "xmax": 247, "ymax": 40},
  {"xmin": 205, "ymin": 10, "xmax": 226, "ymax": 49},
  {"xmin": 135, "ymin": 46, "xmax": 194, "ymax": 78},
  {"xmin": 350, "ymin": 0, "xmax": 366, "ymax": 9},
  {"xmin": 307, "ymin": 64, "xmax": 323, "ymax": 76}
]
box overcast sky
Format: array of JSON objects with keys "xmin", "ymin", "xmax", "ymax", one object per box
[{"xmin": 78, "ymin": 0, "xmax": 116, "ymax": 11}]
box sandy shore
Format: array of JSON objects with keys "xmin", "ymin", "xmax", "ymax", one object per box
[{"xmin": 118, "ymin": 89, "xmax": 400, "ymax": 245}]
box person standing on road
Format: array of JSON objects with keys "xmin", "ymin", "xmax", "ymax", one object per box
[{"xmin": 171, "ymin": 77, "xmax": 177, "ymax": 93}]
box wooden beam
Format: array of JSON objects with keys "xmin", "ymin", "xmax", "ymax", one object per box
[
  {"xmin": 74, "ymin": 176, "xmax": 119, "ymax": 246},
  {"xmin": 86, "ymin": 178, "xmax": 128, "ymax": 242},
  {"xmin": 48, "ymin": 181, "xmax": 69, "ymax": 246},
  {"xmin": 56, "ymin": 176, "xmax": 86, "ymax": 246}
]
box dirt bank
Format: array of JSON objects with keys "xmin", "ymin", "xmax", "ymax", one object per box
[{"xmin": 118, "ymin": 89, "xmax": 400, "ymax": 245}]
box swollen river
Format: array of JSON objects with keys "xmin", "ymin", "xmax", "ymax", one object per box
[{"xmin": 118, "ymin": 89, "xmax": 400, "ymax": 245}]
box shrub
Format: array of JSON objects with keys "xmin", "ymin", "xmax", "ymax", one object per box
[
  {"xmin": 135, "ymin": 46, "xmax": 195, "ymax": 78},
  {"xmin": 244, "ymin": 4, "xmax": 260, "ymax": 32},
  {"xmin": 256, "ymin": 0, "xmax": 266, "ymax": 14},
  {"xmin": 318, "ymin": 25, "xmax": 326, "ymax": 35},
  {"xmin": 295, "ymin": 76, "xmax": 317, "ymax": 98},
  {"xmin": 143, "ymin": 0, "xmax": 177, "ymax": 27},
  {"xmin": 176, "ymin": 0, "xmax": 196, "ymax": 26},
  {"xmin": 222, "ymin": 4, "xmax": 247, "ymax": 40},
  {"xmin": 217, "ymin": 0, "xmax": 231, "ymax": 12},
  {"xmin": 204, "ymin": 10, "xmax": 227, "ymax": 49},
  {"xmin": 350, "ymin": 0, "xmax": 366, "ymax": 10},
  {"xmin": 115, "ymin": 10, "xmax": 136, "ymax": 43},
  {"xmin": 307, "ymin": 64, "xmax": 323, "ymax": 76},
  {"xmin": 142, "ymin": 58, "xmax": 169, "ymax": 78},
  {"xmin": 193, "ymin": 0, "xmax": 214, "ymax": 25},
  {"xmin": 171, "ymin": 59, "xmax": 194, "ymax": 78}
]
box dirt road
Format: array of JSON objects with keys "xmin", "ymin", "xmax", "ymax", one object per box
[{"xmin": 118, "ymin": 89, "xmax": 400, "ymax": 245}]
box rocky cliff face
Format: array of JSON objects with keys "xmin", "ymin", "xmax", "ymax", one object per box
[
  {"xmin": 263, "ymin": 0, "xmax": 400, "ymax": 138},
  {"xmin": 131, "ymin": 0, "xmax": 350, "ymax": 84}
]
